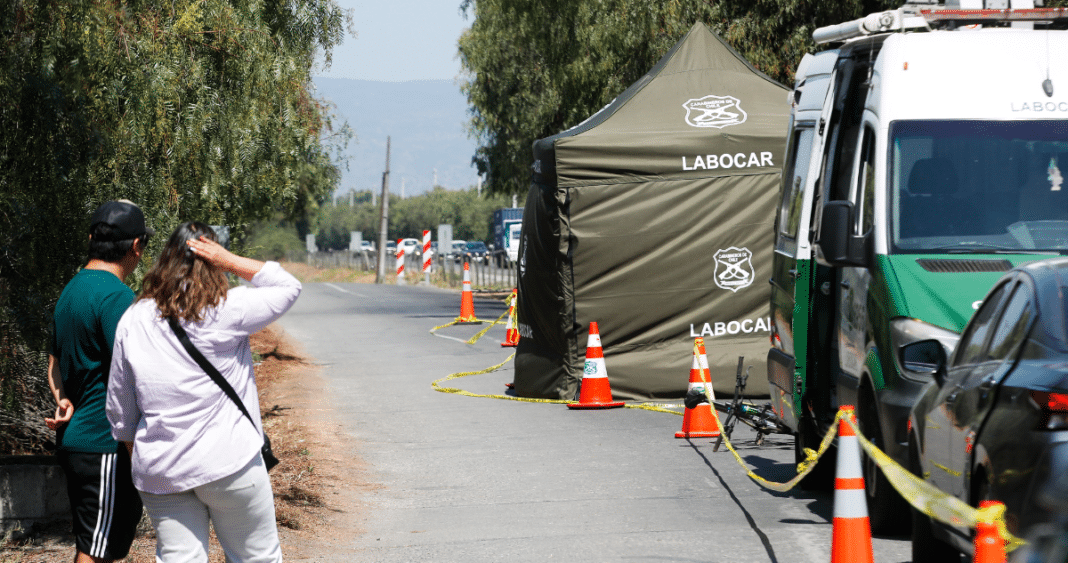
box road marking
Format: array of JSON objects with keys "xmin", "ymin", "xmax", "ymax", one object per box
[
  {"xmin": 431, "ymin": 332, "xmax": 473, "ymax": 345},
  {"xmin": 324, "ymin": 283, "xmax": 364, "ymax": 298}
]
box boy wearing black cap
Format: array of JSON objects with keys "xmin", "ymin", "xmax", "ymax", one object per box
[{"xmin": 47, "ymin": 200, "xmax": 153, "ymax": 562}]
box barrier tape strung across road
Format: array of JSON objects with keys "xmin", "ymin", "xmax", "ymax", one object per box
[
  {"xmin": 699, "ymin": 383, "xmax": 1024, "ymax": 551},
  {"xmin": 429, "ymin": 319, "xmax": 1022, "ymax": 551},
  {"xmin": 428, "ymin": 307, "xmax": 509, "ymax": 342},
  {"xmin": 842, "ymin": 415, "xmax": 1025, "ymax": 552},
  {"xmin": 430, "ymin": 352, "xmax": 575, "ymax": 404},
  {"xmin": 701, "ymin": 386, "xmax": 839, "ymax": 493}
]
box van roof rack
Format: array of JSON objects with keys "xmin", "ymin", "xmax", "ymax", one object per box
[{"xmin": 813, "ymin": 4, "xmax": 1068, "ymax": 44}]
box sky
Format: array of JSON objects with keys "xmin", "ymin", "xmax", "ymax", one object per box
[
  {"xmin": 313, "ymin": 0, "xmax": 471, "ymax": 82},
  {"xmin": 311, "ymin": 0, "xmax": 481, "ymax": 198}
]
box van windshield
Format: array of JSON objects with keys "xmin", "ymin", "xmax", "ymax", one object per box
[{"xmin": 890, "ymin": 120, "xmax": 1068, "ymax": 254}]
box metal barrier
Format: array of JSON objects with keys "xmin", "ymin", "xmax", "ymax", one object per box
[{"xmin": 301, "ymin": 250, "xmax": 518, "ymax": 290}]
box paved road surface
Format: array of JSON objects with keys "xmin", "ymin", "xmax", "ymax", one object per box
[{"xmin": 276, "ymin": 282, "xmax": 912, "ymax": 562}]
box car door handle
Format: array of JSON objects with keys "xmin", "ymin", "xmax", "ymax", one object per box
[
  {"xmin": 946, "ymin": 390, "xmax": 960, "ymax": 403},
  {"xmin": 841, "ymin": 280, "xmax": 851, "ymax": 289},
  {"xmin": 979, "ymin": 377, "xmax": 996, "ymax": 393}
]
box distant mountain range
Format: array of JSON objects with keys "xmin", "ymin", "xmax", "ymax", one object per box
[{"xmin": 311, "ymin": 78, "xmax": 481, "ymax": 198}]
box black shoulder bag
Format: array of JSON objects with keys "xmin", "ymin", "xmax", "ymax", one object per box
[{"xmin": 167, "ymin": 317, "xmax": 279, "ymax": 471}]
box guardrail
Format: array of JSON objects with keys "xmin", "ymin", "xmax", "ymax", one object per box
[{"xmin": 300, "ymin": 250, "xmax": 518, "ymax": 291}]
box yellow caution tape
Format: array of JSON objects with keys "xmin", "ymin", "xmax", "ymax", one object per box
[
  {"xmin": 428, "ymin": 331, "xmax": 1021, "ymax": 552},
  {"xmin": 464, "ymin": 308, "xmax": 510, "ymax": 344},
  {"xmin": 430, "ymin": 353, "xmax": 573, "ymax": 404},
  {"xmin": 842, "ymin": 416, "xmax": 1025, "ymax": 551}
]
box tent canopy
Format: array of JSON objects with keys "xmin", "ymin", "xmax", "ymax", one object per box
[{"xmin": 515, "ymin": 23, "xmax": 790, "ymax": 401}]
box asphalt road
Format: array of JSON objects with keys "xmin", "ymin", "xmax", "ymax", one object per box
[{"xmin": 275, "ymin": 282, "xmax": 912, "ymax": 562}]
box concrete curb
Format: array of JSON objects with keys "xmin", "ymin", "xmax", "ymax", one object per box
[{"xmin": 0, "ymin": 455, "xmax": 69, "ymax": 539}]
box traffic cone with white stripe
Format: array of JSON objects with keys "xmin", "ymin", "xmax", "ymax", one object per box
[
  {"xmin": 675, "ymin": 338, "xmax": 720, "ymax": 438},
  {"xmin": 456, "ymin": 262, "xmax": 477, "ymax": 323},
  {"xmin": 501, "ymin": 288, "xmax": 519, "ymax": 347},
  {"xmin": 567, "ymin": 322, "xmax": 624, "ymax": 409},
  {"xmin": 831, "ymin": 405, "xmax": 874, "ymax": 563},
  {"xmin": 973, "ymin": 501, "xmax": 1007, "ymax": 563}
]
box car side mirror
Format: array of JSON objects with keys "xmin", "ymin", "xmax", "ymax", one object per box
[
  {"xmin": 818, "ymin": 200, "xmax": 870, "ymax": 268},
  {"xmin": 900, "ymin": 339, "xmax": 948, "ymax": 386}
]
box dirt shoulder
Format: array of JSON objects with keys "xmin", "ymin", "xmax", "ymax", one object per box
[{"xmin": 2, "ymin": 323, "xmax": 369, "ymax": 562}]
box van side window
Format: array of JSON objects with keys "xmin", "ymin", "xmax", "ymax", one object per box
[
  {"xmin": 855, "ymin": 126, "xmax": 876, "ymax": 235},
  {"xmin": 779, "ymin": 127, "xmax": 814, "ymax": 239}
]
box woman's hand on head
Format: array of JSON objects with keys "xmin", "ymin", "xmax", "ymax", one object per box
[
  {"xmin": 187, "ymin": 235, "xmax": 265, "ymax": 281},
  {"xmin": 186, "ymin": 236, "xmax": 232, "ymax": 269}
]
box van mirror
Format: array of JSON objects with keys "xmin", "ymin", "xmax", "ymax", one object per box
[
  {"xmin": 818, "ymin": 200, "xmax": 869, "ymax": 268},
  {"xmin": 900, "ymin": 339, "xmax": 948, "ymax": 386}
]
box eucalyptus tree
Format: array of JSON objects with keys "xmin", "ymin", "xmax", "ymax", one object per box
[
  {"xmin": 457, "ymin": 0, "xmax": 909, "ymax": 197},
  {"xmin": 0, "ymin": 0, "xmax": 346, "ymax": 451}
]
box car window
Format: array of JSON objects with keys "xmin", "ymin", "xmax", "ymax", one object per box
[
  {"xmin": 955, "ymin": 281, "xmax": 1014, "ymax": 366},
  {"xmin": 779, "ymin": 127, "xmax": 814, "ymax": 239},
  {"xmin": 985, "ymin": 284, "xmax": 1034, "ymax": 362}
]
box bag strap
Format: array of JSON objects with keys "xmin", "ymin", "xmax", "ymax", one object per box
[{"xmin": 167, "ymin": 317, "xmax": 257, "ymax": 431}]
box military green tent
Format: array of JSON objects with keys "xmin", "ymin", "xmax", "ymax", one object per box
[{"xmin": 514, "ymin": 23, "xmax": 789, "ymax": 401}]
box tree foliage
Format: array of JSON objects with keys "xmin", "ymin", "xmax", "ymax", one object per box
[
  {"xmin": 0, "ymin": 0, "xmax": 346, "ymax": 452},
  {"xmin": 458, "ymin": 0, "xmax": 906, "ymax": 196}
]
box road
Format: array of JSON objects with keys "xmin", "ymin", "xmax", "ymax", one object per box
[{"xmin": 275, "ymin": 281, "xmax": 912, "ymax": 562}]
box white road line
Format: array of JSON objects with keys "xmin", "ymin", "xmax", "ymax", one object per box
[
  {"xmin": 324, "ymin": 283, "xmax": 364, "ymax": 297},
  {"xmin": 431, "ymin": 332, "xmax": 473, "ymax": 345}
]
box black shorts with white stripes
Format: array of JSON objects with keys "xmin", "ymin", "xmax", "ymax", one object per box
[{"xmin": 58, "ymin": 447, "xmax": 143, "ymax": 559}]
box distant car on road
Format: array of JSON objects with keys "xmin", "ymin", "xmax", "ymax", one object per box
[
  {"xmin": 446, "ymin": 240, "xmax": 466, "ymax": 261},
  {"xmin": 907, "ymin": 257, "xmax": 1068, "ymax": 562},
  {"xmin": 458, "ymin": 241, "xmax": 489, "ymax": 265},
  {"xmin": 400, "ymin": 238, "xmax": 420, "ymax": 258}
]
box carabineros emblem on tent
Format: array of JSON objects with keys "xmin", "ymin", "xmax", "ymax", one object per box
[
  {"xmin": 713, "ymin": 247, "xmax": 755, "ymax": 292},
  {"xmin": 683, "ymin": 95, "xmax": 747, "ymax": 129}
]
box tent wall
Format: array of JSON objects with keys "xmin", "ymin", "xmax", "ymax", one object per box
[
  {"xmin": 514, "ymin": 23, "xmax": 789, "ymax": 401},
  {"xmin": 568, "ymin": 173, "xmax": 777, "ymax": 398},
  {"xmin": 514, "ymin": 183, "xmax": 578, "ymax": 400}
]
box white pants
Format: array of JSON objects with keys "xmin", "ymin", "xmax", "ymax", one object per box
[{"xmin": 139, "ymin": 455, "xmax": 282, "ymax": 563}]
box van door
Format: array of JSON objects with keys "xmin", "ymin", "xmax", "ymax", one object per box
[
  {"xmin": 768, "ymin": 50, "xmax": 840, "ymax": 431},
  {"xmin": 770, "ymin": 125, "xmax": 816, "ymax": 429},
  {"xmin": 839, "ymin": 121, "xmax": 878, "ymax": 400}
]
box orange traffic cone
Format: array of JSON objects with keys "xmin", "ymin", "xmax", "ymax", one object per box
[
  {"xmin": 567, "ymin": 322, "xmax": 624, "ymax": 409},
  {"xmin": 457, "ymin": 262, "xmax": 477, "ymax": 323},
  {"xmin": 973, "ymin": 501, "xmax": 1007, "ymax": 563},
  {"xmin": 675, "ymin": 338, "xmax": 720, "ymax": 438},
  {"xmin": 831, "ymin": 405, "xmax": 874, "ymax": 563},
  {"xmin": 501, "ymin": 289, "xmax": 519, "ymax": 347}
]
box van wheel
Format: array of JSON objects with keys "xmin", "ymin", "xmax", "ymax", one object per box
[
  {"xmin": 795, "ymin": 413, "xmax": 834, "ymax": 491},
  {"xmin": 910, "ymin": 438, "xmax": 960, "ymax": 562},
  {"xmin": 858, "ymin": 397, "xmax": 909, "ymax": 534}
]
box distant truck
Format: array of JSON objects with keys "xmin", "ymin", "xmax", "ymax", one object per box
[{"xmin": 491, "ymin": 207, "xmax": 523, "ymax": 266}]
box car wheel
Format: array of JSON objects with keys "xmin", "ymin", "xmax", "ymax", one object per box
[
  {"xmin": 910, "ymin": 437, "xmax": 961, "ymax": 562},
  {"xmin": 858, "ymin": 395, "xmax": 909, "ymax": 534}
]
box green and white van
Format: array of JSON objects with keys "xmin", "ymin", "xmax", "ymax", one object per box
[{"xmin": 767, "ymin": 3, "xmax": 1068, "ymax": 531}]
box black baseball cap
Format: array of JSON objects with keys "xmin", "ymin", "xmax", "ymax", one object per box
[{"xmin": 89, "ymin": 200, "xmax": 155, "ymax": 241}]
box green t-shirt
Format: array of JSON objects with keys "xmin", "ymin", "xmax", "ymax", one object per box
[{"xmin": 50, "ymin": 268, "xmax": 135, "ymax": 453}]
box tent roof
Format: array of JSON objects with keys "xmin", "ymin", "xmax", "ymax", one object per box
[{"xmin": 532, "ymin": 23, "xmax": 789, "ymax": 188}]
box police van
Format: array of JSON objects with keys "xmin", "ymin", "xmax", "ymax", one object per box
[{"xmin": 766, "ymin": 1, "xmax": 1068, "ymax": 532}]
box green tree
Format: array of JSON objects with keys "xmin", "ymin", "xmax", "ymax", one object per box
[
  {"xmin": 457, "ymin": 0, "xmax": 903, "ymax": 197},
  {"xmin": 0, "ymin": 0, "xmax": 347, "ymax": 452}
]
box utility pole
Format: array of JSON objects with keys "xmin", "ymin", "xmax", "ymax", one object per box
[{"xmin": 375, "ymin": 137, "xmax": 391, "ymax": 283}]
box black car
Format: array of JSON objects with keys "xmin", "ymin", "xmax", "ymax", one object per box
[
  {"xmin": 906, "ymin": 257, "xmax": 1068, "ymax": 562},
  {"xmin": 459, "ymin": 241, "xmax": 489, "ymax": 265}
]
